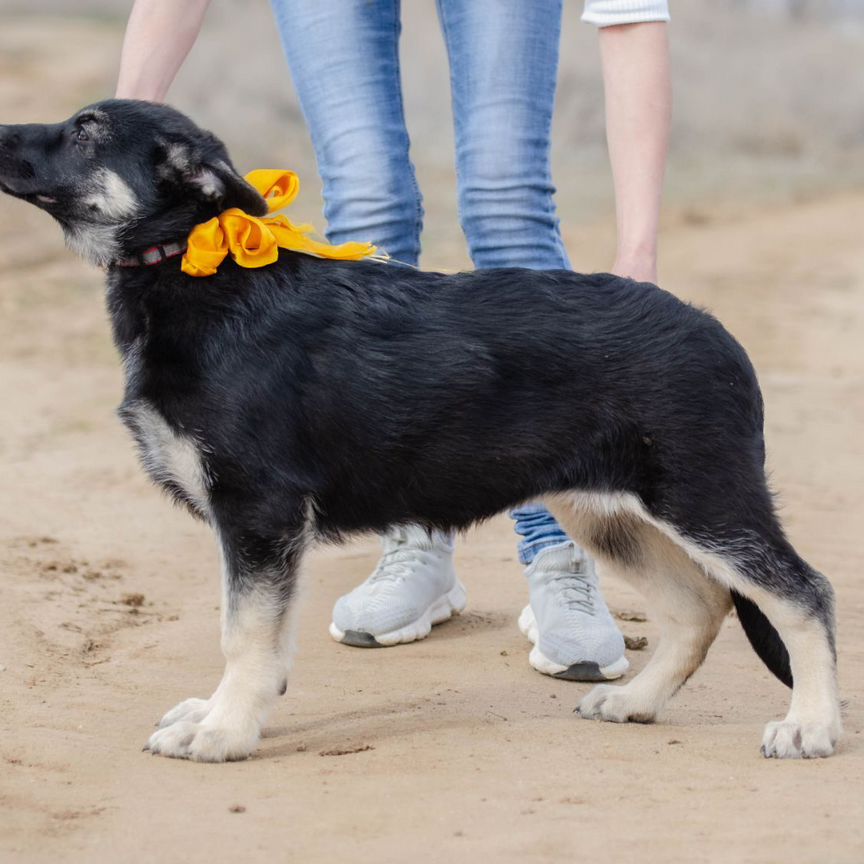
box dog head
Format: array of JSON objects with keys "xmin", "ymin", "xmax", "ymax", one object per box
[{"xmin": 0, "ymin": 99, "xmax": 267, "ymax": 267}]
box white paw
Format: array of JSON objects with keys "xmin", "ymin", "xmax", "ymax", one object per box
[
  {"xmin": 145, "ymin": 719, "xmax": 260, "ymax": 762},
  {"xmin": 577, "ymin": 683, "xmax": 657, "ymax": 724},
  {"xmin": 157, "ymin": 697, "xmax": 211, "ymax": 729},
  {"xmin": 761, "ymin": 720, "xmax": 838, "ymax": 759}
]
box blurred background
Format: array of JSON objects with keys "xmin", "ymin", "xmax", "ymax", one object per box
[
  {"xmin": 1, "ymin": 0, "xmax": 862, "ymax": 269},
  {"xmin": 1, "ymin": 4, "xmax": 863, "ymax": 861}
]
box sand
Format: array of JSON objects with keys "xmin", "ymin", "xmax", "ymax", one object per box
[{"xmin": 1, "ymin": 11, "xmax": 863, "ymax": 864}]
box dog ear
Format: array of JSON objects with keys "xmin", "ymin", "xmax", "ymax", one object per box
[
  {"xmin": 192, "ymin": 159, "xmax": 270, "ymax": 216},
  {"xmin": 156, "ymin": 138, "xmax": 268, "ymax": 216}
]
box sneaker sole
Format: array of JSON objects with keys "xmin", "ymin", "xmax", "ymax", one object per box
[
  {"xmin": 517, "ymin": 605, "xmax": 630, "ymax": 682},
  {"xmin": 329, "ymin": 580, "xmax": 467, "ymax": 648}
]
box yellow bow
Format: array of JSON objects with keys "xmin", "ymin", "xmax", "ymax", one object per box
[{"xmin": 181, "ymin": 169, "xmax": 383, "ymax": 277}]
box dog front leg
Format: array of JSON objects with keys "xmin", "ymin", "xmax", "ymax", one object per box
[{"xmin": 146, "ymin": 527, "xmax": 303, "ymax": 762}]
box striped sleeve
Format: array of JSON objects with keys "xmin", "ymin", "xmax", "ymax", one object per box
[{"xmin": 582, "ymin": 0, "xmax": 670, "ymax": 27}]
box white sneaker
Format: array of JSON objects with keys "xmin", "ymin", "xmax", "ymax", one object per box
[
  {"xmin": 330, "ymin": 524, "xmax": 467, "ymax": 647},
  {"xmin": 519, "ymin": 542, "xmax": 629, "ymax": 681}
]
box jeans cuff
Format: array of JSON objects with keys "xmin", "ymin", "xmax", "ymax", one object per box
[{"xmin": 518, "ymin": 536, "xmax": 571, "ymax": 566}]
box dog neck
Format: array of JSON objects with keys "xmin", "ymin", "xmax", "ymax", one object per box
[{"xmin": 113, "ymin": 240, "xmax": 188, "ymax": 269}]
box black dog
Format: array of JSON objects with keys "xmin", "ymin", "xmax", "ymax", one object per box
[{"xmin": 0, "ymin": 100, "xmax": 841, "ymax": 761}]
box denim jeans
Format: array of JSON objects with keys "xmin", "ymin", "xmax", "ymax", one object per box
[{"xmin": 271, "ymin": 0, "xmax": 571, "ymax": 564}]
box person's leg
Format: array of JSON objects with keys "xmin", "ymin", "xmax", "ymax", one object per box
[
  {"xmin": 437, "ymin": 0, "xmax": 572, "ymax": 566},
  {"xmin": 271, "ymin": 0, "xmax": 422, "ymax": 264},
  {"xmin": 271, "ymin": 0, "xmax": 465, "ymax": 646},
  {"xmin": 436, "ymin": 0, "xmax": 627, "ymax": 679},
  {"xmin": 437, "ymin": 0, "xmax": 570, "ymax": 270}
]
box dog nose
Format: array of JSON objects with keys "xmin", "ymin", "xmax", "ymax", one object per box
[{"xmin": 0, "ymin": 126, "xmax": 20, "ymax": 151}]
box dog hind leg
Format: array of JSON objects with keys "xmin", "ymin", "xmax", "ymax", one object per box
[
  {"xmin": 608, "ymin": 482, "xmax": 842, "ymax": 759},
  {"xmin": 146, "ymin": 522, "xmax": 304, "ymax": 762},
  {"xmin": 545, "ymin": 494, "xmax": 731, "ymax": 724},
  {"xmin": 669, "ymin": 531, "xmax": 841, "ymax": 759},
  {"xmin": 548, "ymin": 489, "xmax": 841, "ymax": 756}
]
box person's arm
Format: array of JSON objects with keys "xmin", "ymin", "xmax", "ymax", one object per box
[
  {"xmin": 115, "ymin": 0, "xmax": 213, "ymax": 101},
  {"xmin": 597, "ymin": 21, "xmax": 671, "ymax": 284}
]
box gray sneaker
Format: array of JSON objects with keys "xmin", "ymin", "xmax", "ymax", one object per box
[
  {"xmin": 518, "ymin": 542, "xmax": 629, "ymax": 681},
  {"xmin": 330, "ymin": 524, "xmax": 467, "ymax": 647}
]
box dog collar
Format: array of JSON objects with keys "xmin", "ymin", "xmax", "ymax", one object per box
[
  {"xmin": 111, "ymin": 171, "xmax": 386, "ymax": 275},
  {"xmin": 115, "ymin": 241, "xmax": 187, "ymax": 269}
]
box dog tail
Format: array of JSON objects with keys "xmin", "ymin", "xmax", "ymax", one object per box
[{"xmin": 732, "ymin": 591, "xmax": 793, "ymax": 688}]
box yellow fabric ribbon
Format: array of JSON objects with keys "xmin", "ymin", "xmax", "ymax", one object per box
[{"xmin": 181, "ymin": 169, "xmax": 383, "ymax": 277}]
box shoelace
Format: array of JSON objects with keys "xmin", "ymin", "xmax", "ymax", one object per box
[
  {"xmin": 368, "ymin": 526, "xmax": 436, "ymax": 584},
  {"xmin": 368, "ymin": 549, "xmax": 418, "ymax": 583},
  {"xmin": 367, "ymin": 527, "xmax": 435, "ymax": 584},
  {"xmin": 551, "ymin": 569, "xmax": 596, "ymax": 615}
]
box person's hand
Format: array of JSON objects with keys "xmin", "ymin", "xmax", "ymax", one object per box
[{"xmin": 611, "ymin": 252, "xmax": 657, "ymax": 284}]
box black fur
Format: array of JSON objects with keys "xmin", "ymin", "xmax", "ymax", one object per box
[{"xmin": 1, "ymin": 99, "xmax": 836, "ymax": 701}]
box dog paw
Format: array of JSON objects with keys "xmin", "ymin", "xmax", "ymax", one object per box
[
  {"xmin": 157, "ymin": 697, "xmax": 212, "ymax": 729},
  {"xmin": 145, "ymin": 720, "xmax": 260, "ymax": 762},
  {"xmin": 577, "ymin": 684, "xmax": 657, "ymax": 724},
  {"xmin": 761, "ymin": 721, "xmax": 837, "ymax": 759}
]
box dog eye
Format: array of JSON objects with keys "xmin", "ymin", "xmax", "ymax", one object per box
[{"xmin": 76, "ymin": 127, "xmax": 89, "ymax": 143}]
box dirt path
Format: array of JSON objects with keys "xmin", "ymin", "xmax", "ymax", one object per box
[{"xmin": 1, "ymin": 15, "xmax": 863, "ymax": 864}]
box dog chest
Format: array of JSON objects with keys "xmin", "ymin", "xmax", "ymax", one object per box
[{"xmin": 118, "ymin": 400, "xmax": 211, "ymax": 518}]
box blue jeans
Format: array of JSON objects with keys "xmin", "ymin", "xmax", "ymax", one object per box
[{"xmin": 271, "ymin": 0, "xmax": 571, "ymax": 564}]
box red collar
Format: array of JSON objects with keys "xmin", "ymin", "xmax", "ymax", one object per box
[{"xmin": 114, "ymin": 241, "xmax": 187, "ymax": 268}]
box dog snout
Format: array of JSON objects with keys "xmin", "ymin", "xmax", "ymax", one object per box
[
  {"xmin": 0, "ymin": 125, "xmax": 36, "ymax": 183},
  {"xmin": 0, "ymin": 125, "xmax": 21, "ymax": 152}
]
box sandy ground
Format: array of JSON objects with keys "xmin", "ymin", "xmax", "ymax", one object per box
[{"xmin": 1, "ymin": 11, "xmax": 864, "ymax": 864}]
